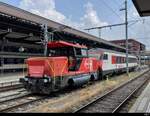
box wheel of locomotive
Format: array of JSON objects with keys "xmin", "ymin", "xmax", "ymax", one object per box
[
  {"xmin": 90, "ymin": 74, "xmax": 95, "ymax": 81},
  {"xmin": 97, "ymin": 69, "xmax": 103, "ymax": 80}
]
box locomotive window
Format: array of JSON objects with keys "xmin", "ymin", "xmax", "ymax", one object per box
[
  {"xmin": 76, "ymin": 48, "xmax": 82, "ymax": 56},
  {"xmin": 48, "ymin": 49, "xmax": 56, "ymax": 56},
  {"xmin": 48, "ymin": 47, "xmax": 74, "ymax": 57},
  {"xmin": 81, "ymin": 49, "xmax": 88, "ymax": 57}
]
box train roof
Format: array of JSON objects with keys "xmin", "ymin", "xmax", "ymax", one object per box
[
  {"xmin": 47, "ymin": 41, "xmax": 87, "ymax": 49},
  {"xmin": 89, "ymin": 48, "xmax": 136, "ymax": 57}
]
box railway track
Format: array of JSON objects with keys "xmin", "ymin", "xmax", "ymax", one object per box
[
  {"xmin": 0, "ymin": 89, "xmax": 28, "ymax": 101},
  {"xmin": 0, "ymin": 93, "xmax": 48, "ymax": 113},
  {"xmin": 73, "ymin": 70, "xmax": 150, "ymax": 113},
  {"xmin": 0, "ymin": 81, "xmax": 23, "ymax": 92}
]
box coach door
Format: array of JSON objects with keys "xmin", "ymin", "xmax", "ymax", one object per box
[{"xmin": 102, "ymin": 53, "xmax": 109, "ymax": 71}]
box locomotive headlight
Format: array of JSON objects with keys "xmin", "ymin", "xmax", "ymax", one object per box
[{"xmin": 44, "ymin": 79, "xmax": 48, "ymax": 83}]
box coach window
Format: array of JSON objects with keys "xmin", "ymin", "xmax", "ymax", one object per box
[
  {"xmin": 118, "ymin": 57, "xmax": 120, "ymax": 64},
  {"xmin": 129, "ymin": 58, "xmax": 131, "ymax": 63},
  {"xmin": 129, "ymin": 58, "xmax": 132, "ymax": 63},
  {"xmin": 103, "ymin": 54, "xmax": 108, "ymax": 60},
  {"xmin": 116, "ymin": 57, "xmax": 122, "ymax": 64},
  {"xmin": 116, "ymin": 57, "xmax": 119, "ymax": 64},
  {"xmin": 118, "ymin": 57, "xmax": 120, "ymax": 63},
  {"xmin": 120, "ymin": 57, "xmax": 122, "ymax": 63},
  {"xmin": 124, "ymin": 57, "xmax": 126, "ymax": 63},
  {"xmin": 121, "ymin": 57, "xmax": 124, "ymax": 63}
]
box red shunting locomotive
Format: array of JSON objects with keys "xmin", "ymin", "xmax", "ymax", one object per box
[{"xmin": 20, "ymin": 41, "xmax": 101, "ymax": 94}]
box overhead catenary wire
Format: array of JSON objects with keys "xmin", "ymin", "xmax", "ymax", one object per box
[
  {"xmin": 113, "ymin": 0, "xmax": 122, "ymax": 7},
  {"xmin": 97, "ymin": 0, "xmax": 148, "ymax": 50},
  {"xmin": 101, "ymin": 0, "xmax": 124, "ymax": 22},
  {"xmin": 97, "ymin": 0, "xmax": 137, "ymax": 37},
  {"xmin": 84, "ymin": 19, "xmax": 144, "ymax": 30}
]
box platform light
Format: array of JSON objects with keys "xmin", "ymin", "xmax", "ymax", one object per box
[{"xmin": 19, "ymin": 46, "xmax": 25, "ymax": 52}]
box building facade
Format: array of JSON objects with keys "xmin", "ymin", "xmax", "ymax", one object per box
[{"xmin": 110, "ymin": 39, "xmax": 146, "ymax": 55}]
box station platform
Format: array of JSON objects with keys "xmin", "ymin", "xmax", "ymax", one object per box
[
  {"xmin": 0, "ymin": 72, "xmax": 25, "ymax": 83},
  {"xmin": 129, "ymin": 82, "xmax": 150, "ymax": 113}
]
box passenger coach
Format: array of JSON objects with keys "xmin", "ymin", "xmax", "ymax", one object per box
[{"xmin": 89, "ymin": 48, "xmax": 138, "ymax": 76}]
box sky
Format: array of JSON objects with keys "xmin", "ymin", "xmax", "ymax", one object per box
[{"xmin": 0, "ymin": 0, "xmax": 150, "ymax": 49}]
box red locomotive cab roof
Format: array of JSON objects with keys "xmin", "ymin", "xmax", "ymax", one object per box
[{"xmin": 47, "ymin": 41, "xmax": 87, "ymax": 49}]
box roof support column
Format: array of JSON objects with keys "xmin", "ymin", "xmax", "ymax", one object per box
[{"xmin": 41, "ymin": 24, "xmax": 48, "ymax": 57}]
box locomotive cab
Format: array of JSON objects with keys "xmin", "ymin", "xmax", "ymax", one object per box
[
  {"xmin": 47, "ymin": 46, "xmax": 75, "ymax": 71},
  {"xmin": 47, "ymin": 41, "xmax": 88, "ymax": 71},
  {"xmin": 68, "ymin": 47, "xmax": 88, "ymax": 71}
]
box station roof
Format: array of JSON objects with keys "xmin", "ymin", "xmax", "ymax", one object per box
[
  {"xmin": 0, "ymin": 2, "xmax": 125, "ymax": 52},
  {"xmin": 132, "ymin": 0, "xmax": 150, "ymax": 17},
  {"xmin": 141, "ymin": 51, "xmax": 150, "ymax": 56},
  {"xmin": 47, "ymin": 41, "xmax": 87, "ymax": 49},
  {"xmin": 110, "ymin": 39, "xmax": 145, "ymax": 46}
]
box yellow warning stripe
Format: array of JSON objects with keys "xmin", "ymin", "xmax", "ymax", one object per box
[
  {"xmin": 61, "ymin": 59, "xmax": 68, "ymax": 77},
  {"xmin": 46, "ymin": 60, "xmax": 55, "ymax": 77}
]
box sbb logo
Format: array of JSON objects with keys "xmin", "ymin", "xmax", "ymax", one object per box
[{"xmin": 84, "ymin": 59, "xmax": 93, "ymax": 70}]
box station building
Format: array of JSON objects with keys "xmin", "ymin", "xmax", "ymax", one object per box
[{"xmin": 110, "ymin": 39, "xmax": 146, "ymax": 55}]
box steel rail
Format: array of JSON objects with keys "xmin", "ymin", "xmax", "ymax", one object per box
[
  {"xmin": 0, "ymin": 97, "xmax": 48, "ymax": 113},
  {"xmin": 0, "ymin": 94, "xmax": 48, "ymax": 112},
  {"xmin": 73, "ymin": 69, "xmax": 149, "ymax": 113},
  {"xmin": 112, "ymin": 76, "xmax": 149, "ymax": 113},
  {"xmin": 0, "ymin": 93, "xmax": 31, "ymax": 104},
  {"xmin": 0, "ymin": 83, "xmax": 23, "ymax": 92},
  {"xmin": 0, "ymin": 81, "xmax": 19, "ymax": 86},
  {"xmin": 0, "ymin": 89, "xmax": 27, "ymax": 101}
]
